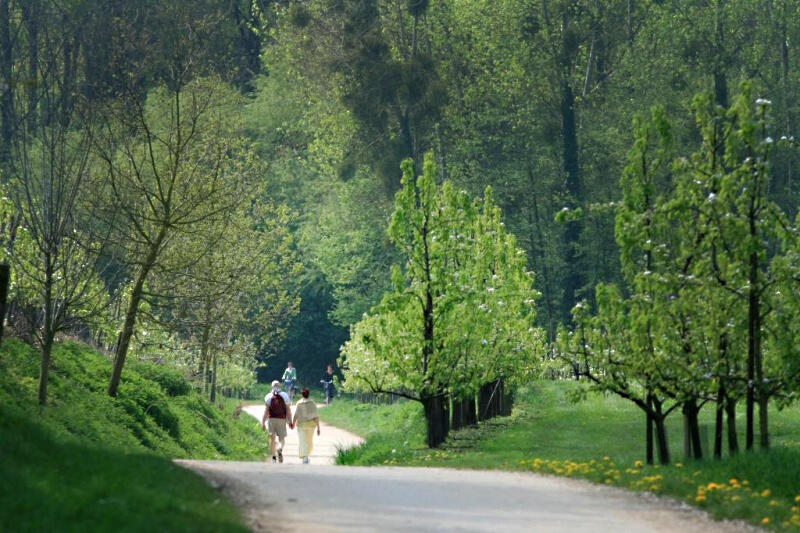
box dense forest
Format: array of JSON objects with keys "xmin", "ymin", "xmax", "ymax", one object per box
[{"xmin": 1, "ymin": 0, "xmax": 799, "ymax": 454}]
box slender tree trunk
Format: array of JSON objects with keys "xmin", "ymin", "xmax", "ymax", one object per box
[
  {"xmin": 108, "ymin": 234, "xmax": 165, "ymax": 397},
  {"xmin": 0, "ymin": 263, "xmax": 9, "ymax": 345},
  {"xmin": 22, "ymin": 0, "xmax": 38, "ymax": 130},
  {"xmin": 726, "ymin": 397, "xmax": 739, "ymax": 454},
  {"xmin": 0, "ymin": 0, "xmax": 13, "ymax": 171},
  {"xmin": 714, "ymin": 384, "xmax": 724, "ymax": 459},
  {"xmin": 560, "ymin": 79, "xmax": 583, "ymax": 321},
  {"xmin": 645, "ymin": 393, "xmax": 654, "ymax": 465},
  {"xmin": 209, "ymin": 352, "xmax": 218, "ymax": 403},
  {"xmin": 745, "ymin": 250, "xmax": 758, "ymax": 450}
]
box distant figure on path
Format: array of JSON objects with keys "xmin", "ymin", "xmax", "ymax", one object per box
[
  {"xmin": 321, "ymin": 364, "xmax": 335, "ymax": 406},
  {"xmin": 282, "ymin": 361, "xmax": 298, "ymax": 401},
  {"xmin": 262, "ymin": 380, "xmax": 293, "ymax": 463},
  {"xmin": 292, "ymin": 388, "xmax": 320, "ymax": 464}
]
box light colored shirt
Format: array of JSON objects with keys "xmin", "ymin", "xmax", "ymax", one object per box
[
  {"xmin": 294, "ymin": 397, "xmax": 319, "ymax": 424},
  {"xmin": 282, "ymin": 367, "xmax": 297, "ymax": 381}
]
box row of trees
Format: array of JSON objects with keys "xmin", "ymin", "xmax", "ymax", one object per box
[
  {"xmin": 340, "ymin": 154, "xmax": 542, "ymax": 446},
  {"xmin": 558, "ymin": 88, "xmax": 800, "ymax": 464},
  {"xmin": 0, "ymin": 2, "xmax": 300, "ymax": 405}
]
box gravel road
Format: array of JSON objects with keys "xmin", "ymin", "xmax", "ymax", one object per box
[
  {"xmin": 177, "ymin": 405, "xmax": 757, "ymax": 533},
  {"xmin": 177, "ymin": 460, "xmax": 757, "ymax": 533}
]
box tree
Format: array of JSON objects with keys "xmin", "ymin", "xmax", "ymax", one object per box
[
  {"xmin": 95, "ymin": 77, "xmax": 259, "ymax": 397},
  {"xmin": 7, "ymin": 110, "xmax": 110, "ymax": 405},
  {"xmin": 341, "ymin": 154, "xmax": 540, "ymax": 447}
]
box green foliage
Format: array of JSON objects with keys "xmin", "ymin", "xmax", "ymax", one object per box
[{"xmin": 341, "ymin": 154, "xmax": 542, "ymax": 404}]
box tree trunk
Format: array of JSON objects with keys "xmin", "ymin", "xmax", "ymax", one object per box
[
  {"xmin": 451, "ymin": 397, "xmax": 463, "ymax": 430},
  {"xmin": 561, "ymin": 78, "xmax": 583, "ymax": 321},
  {"xmin": 108, "ymin": 237, "xmax": 163, "ymax": 397},
  {"xmin": 463, "ymin": 396, "xmax": 477, "ymax": 426},
  {"xmin": 0, "ymin": 263, "xmax": 9, "ymax": 345},
  {"xmin": 38, "ymin": 334, "xmax": 54, "ymax": 406},
  {"xmin": 209, "ymin": 352, "xmax": 218, "ymax": 403},
  {"xmin": 21, "ymin": 0, "xmax": 38, "ymax": 130},
  {"xmin": 479, "ymin": 381, "xmax": 499, "ymax": 420},
  {"xmin": 645, "ymin": 393, "xmax": 654, "ymax": 465},
  {"xmin": 714, "ymin": 384, "xmax": 724, "ymax": 459},
  {"xmin": 745, "ymin": 249, "xmax": 758, "ymax": 450},
  {"xmin": 758, "ymin": 395, "xmax": 769, "ymax": 449},
  {"xmin": 682, "ymin": 400, "xmax": 703, "ymax": 460},
  {"xmin": 422, "ymin": 394, "xmax": 449, "ymax": 448},
  {"xmin": 0, "ymin": 0, "xmax": 13, "ymax": 171},
  {"xmin": 654, "ymin": 415, "xmax": 670, "ymax": 465},
  {"xmin": 726, "ymin": 398, "xmax": 739, "ymax": 454}
]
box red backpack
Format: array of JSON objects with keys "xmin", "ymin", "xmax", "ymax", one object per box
[{"xmin": 268, "ymin": 392, "xmax": 287, "ymax": 418}]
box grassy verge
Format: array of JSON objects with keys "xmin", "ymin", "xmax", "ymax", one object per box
[
  {"xmin": 0, "ymin": 338, "xmax": 266, "ymax": 532},
  {"xmin": 319, "ymin": 381, "xmax": 800, "ymax": 531}
]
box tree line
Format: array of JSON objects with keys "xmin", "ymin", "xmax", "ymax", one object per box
[{"xmin": 0, "ymin": 1, "xmax": 300, "ymax": 405}]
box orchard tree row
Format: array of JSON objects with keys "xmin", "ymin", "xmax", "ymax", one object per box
[{"xmin": 558, "ymin": 88, "xmax": 800, "ymax": 463}]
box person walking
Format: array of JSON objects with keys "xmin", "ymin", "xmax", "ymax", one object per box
[
  {"xmin": 282, "ymin": 361, "xmax": 298, "ymax": 401},
  {"xmin": 321, "ymin": 364, "xmax": 336, "ymax": 406},
  {"xmin": 291, "ymin": 388, "xmax": 320, "ymax": 464},
  {"xmin": 262, "ymin": 380, "xmax": 293, "ymax": 463}
]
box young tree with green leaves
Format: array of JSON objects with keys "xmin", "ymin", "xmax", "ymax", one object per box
[
  {"xmin": 95, "ymin": 78, "xmax": 259, "ymax": 397},
  {"xmin": 341, "ymin": 154, "xmax": 540, "ymax": 447}
]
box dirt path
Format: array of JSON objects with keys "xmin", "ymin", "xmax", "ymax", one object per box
[
  {"xmin": 177, "ymin": 460, "xmax": 757, "ymax": 533},
  {"xmin": 241, "ymin": 404, "xmax": 363, "ymax": 465}
]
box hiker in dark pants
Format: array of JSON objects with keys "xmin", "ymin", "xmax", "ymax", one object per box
[
  {"xmin": 321, "ymin": 364, "xmax": 335, "ymax": 406},
  {"xmin": 262, "ymin": 380, "xmax": 293, "ymax": 463}
]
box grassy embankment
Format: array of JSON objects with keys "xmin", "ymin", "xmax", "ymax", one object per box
[
  {"xmin": 320, "ymin": 382, "xmax": 800, "ymax": 531},
  {"xmin": 0, "ymin": 338, "xmax": 267, "ymax": 532}
]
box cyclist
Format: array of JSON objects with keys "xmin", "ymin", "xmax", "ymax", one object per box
[
  {"xmin": 320, "ymin": 364, "xmax": 335, "ymax": 406},
  {"xmin": 282, "ymin": 361, "xmax": 298, "ymax": 401}
]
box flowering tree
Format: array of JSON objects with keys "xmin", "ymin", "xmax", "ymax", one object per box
[{"xmin": 340, "ymin": 154, "xmax": 541, "ymax": 447}]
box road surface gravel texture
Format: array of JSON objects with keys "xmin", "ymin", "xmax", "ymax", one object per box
[{"xmin": 177, "ymin": 403, "xmax": 758, "ymax": 533}]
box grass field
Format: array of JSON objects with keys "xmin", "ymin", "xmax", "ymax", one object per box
[
  {"xmin": 320, "ymin": 382, "xmax": 800, "ymax": 531},
  {"xmin": 0, "ymin": 338, "xmax": 265, "ymax": 532}
]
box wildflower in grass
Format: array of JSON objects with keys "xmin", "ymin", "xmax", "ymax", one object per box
[
  {"xmin": 634, "ymin": 460, "xmax": 643, "ymax": 468},
  {"xmin": 769, "ymin": 500, "xmax": 778, "ymax": 506},
  {"xmin": 761, "ymin": 489, "xmax": 771, "ymax": 497},
  {"xmin": 603, "ymin": 456, "xmax": 610, "ymax": 461},
  {"xmin": 795, "ymin": 495, "xmax": 800, "ymax": 502},
  {"xmin": 761, "ymin": 518, "xmax": 769, "ymax": 525},
  {"xmin": 696, "ymin": 495, "xmax": 706, "ymax": 502},
  {"xmin": 731, "ymin": 495, "xmax": 741, "ymax": 502},
  {"xmin": 729, "ymin": 478, "xmax": 738, "ymax": 485},
  {"xmin": 675, "ymin": 463, "xmax": 683, "ymax": 468}
]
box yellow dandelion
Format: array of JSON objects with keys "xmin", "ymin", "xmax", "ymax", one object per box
[
  {"xmin": 696, "ymin": 495, "xmax": 706, "ymax": 502},
  {"xmin": 603, "ymin": 456, "xmax": 610, "ymax": 461},
  {"xmin": 761, "ymin": 518, "xmax": 770, "ymax": 525},
  {"xmin": 770, "ymin": 500, "xmax": 779, "ymax": 506},
  {"xmin": 729, "ymin": 478, "xmax": 738, "ymax": 485},
  {"xmin": 795, "ymin": 495, "xmax": 800, "ymax": 502},
  {"xmin": 761, "ymin": 489, "xmax": 771, "ymax": 497},
  {"xmin": 634, "ymin": 460, "xmax": 643, "ymax": 468},
  {"xmin": 675, "ymin": 462, "xmax": 683, "ymax": 468}
]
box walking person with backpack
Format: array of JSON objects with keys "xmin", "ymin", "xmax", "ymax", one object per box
[{"xmin": 262, "ymin": 380, "xmax": 293, "ymax": 463}]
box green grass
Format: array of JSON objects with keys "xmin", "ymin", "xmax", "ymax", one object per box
[
  {"xmin": 0, "ymin": 338, "xmax": 266, "ymax": 532},
  {"xmin": 320, "ymin": 381, "xmax": 800, "ymax": 531}
]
